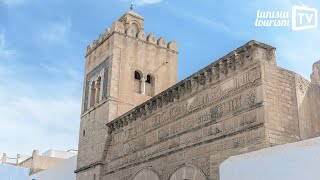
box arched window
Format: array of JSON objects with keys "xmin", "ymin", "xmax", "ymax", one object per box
[
  {"xmin": 133, "ymin": 168, "xmax": 160, "ymax": 180},
  {"xmin": 170, "ymin": 165, "xmax": 207, "ymax": 180},
  {"xmin": 134, "ymin": 71, "xmax": 142, "ymax": 93},
  {"xmin": 145, "ymin": 74, "xmax": 154, "ymax": 96},
  {"xmin": 146, "ymin": 74, "xmax": 152, "ymax": 84},
  {"xmin": 90, "ymin": 81, "xmax": 96, "ymax": 107},
  {"xmin": 134, "ymin": 71, "xmax": 141, "ymax": 80},
  {"xmin": 96, "ymin": 77, "xmax": 101, "ymax": 103}
]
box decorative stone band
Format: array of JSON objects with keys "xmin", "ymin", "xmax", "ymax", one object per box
[
  {"xmin": 106, "ymin": 40, "xmax": 275, "ymax": 133},
  {"xmin": 74, "ymin": 160, "xmax": 102, "ymax": 173},
  {"xmin": 85, "ymin": 20, "xmax": 178, "ymax": 57},
  {"xmin": 106, "ymin": 124, "xmax": 265, "ymax": 174}
]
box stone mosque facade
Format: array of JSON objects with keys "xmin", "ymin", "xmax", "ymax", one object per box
[{"xmin": 75, "ymin": 10, "xmax": 320, "ymax": 180}]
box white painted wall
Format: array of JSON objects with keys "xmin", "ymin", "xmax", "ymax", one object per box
[
  {"xmin": 42, "ymin": 149, "xmax": 77, "ymax": 158},
  {"xmin": 220, "ymin": 136, "xmax": 320, "ymax": 180},
  {"xmin": 0, "ymin": 164, "xmax": 29, "ymax": 180},
  {"xmin": 29, "ymin": 155, "xmax": 77, "ymax": 180}
]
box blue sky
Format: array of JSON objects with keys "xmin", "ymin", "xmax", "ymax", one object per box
[{"xmin": 0, "ymin": 0, "xmax": 319, "ymax": 158}]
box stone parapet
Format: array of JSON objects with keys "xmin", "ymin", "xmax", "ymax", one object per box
[{"xmin": 85, "ymin": 20, "xmax": 178, "ymax": 57}]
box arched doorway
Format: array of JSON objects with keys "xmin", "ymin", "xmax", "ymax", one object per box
[
  {"xmin": 170, "ymin": 165, "xmax": 207, "ymax": 180},
  {"xmin": 132, "ymin": 168, "xmax": 160, "ymax": 180}
]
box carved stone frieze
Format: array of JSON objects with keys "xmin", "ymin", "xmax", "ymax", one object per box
[
  {"xmin": 109, "ymin": 66, "xmax": 262, "ymax": 146},
  {"xmin": 102, "ymin": 41, "xmax": 274, "ymax": 179},
  {"xmin": 106, "ymin": 88, "xmax": 262, "ymax": 170}
]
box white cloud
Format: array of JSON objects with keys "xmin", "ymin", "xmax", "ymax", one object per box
[
  {"xmin": 0, "ymin": 30, "xmax": 16, "ymax": 57},
  {"xmin": 0, "ymin": 15, "xmax": 80, "ymax": 158},
  {"xmin": 0, "ymin": 62, "xmax": 81, "ymax": 157},
  {"xmin": 40, "ymin": 17, "xmax": 72, "ymax": 43}
]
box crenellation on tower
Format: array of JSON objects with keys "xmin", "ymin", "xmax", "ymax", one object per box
[
  {"xmin": 86, "ymin": 16, "xmax": 178, "ymax": 57},
  {"xmin": 167, "ymin": 40, "xmax": 178, "ymax": 51},
  {"xmin": 157, "ymin": 37, "xmax": 166, "ymax": 47},
  {"xmin": 146, "ymin": 33, "xmax": 157, "ymax": 44},
  {"xmin": 137, "ymin": 30, "xmax": 146, "ymax": 40}
]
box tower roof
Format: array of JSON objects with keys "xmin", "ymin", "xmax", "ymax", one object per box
[
  {"xmin": 118, "ymin": 10, "xmax": 144, "ymax": 21},
  {"xmin": 118, "ymin": 10, "xmax": 144, "ymax": 30}
]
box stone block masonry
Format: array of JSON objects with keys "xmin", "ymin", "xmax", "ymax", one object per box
[{"xmin": 76, "ymin": 10, "xmax": 320, "ymax": 180}]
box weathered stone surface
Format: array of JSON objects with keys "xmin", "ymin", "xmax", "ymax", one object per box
[
  {"xmin": 132, "ymin": 168, "xmax": 160, "ymax": 180},
  {"xmin": 296, "ymin": 73, "xmax": 320, "ymax": 140},
  {"xmin": 170, "ymin": 165, "xmax": 207, "ymax": 180},
  {"xmin": 76, "ymin": 10, "xmax": 178, "ymax": 180},
  {"xmin": 100, "ymin": 40, "xmax": 272, "ymax": 180},
  {"xmin": 76, "ymin": 10, "xmax": 320, "ymax": 180},
  {"xmin": 311, "ymin": 60, "xmax": 320, "ymax": 85}
]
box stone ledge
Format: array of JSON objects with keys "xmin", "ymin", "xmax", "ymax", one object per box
[{"xmin": 74, "ymin": 161, "xmax": 102, "ymax": 173}]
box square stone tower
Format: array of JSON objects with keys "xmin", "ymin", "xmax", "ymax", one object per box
[{"xmin": 75, "ymin": 10, "xmax": 178, "ymax": 180}]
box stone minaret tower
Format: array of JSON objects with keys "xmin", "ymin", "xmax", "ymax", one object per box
[{"xmin": 75, "ymin": 9, "xmax": 178, "ymax": 180}]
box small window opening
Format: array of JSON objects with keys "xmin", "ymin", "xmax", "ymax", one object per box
[
  {"xmin": 145, "ymin": 74, "xmax": 154, "ymax": 96},
  {"xmin": 90, "ymin": 81, "xmax": 96, "ymax": 107},
  {"xmin": 134, "ymin": 71, "xmax": 141, "ymax": 80},
  {"xmin": 96, "ymin": 77, "xmax": 101, "ymax": 103},
  {"xmin": 83, "ymin": 129, "xmax": 86, "ymax": 137},
  {"xmin": 146, "ymin": 75, "xmax": 152, "ymax": 83}
]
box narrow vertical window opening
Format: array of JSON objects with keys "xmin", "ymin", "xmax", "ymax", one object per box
[
  {"xmin": 90, "ymin": 81, "xmax": 96, "ymax": 107},
  {"xmin": 135, "ymin": 71, "xmax": 141, "ymax": 80}
]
